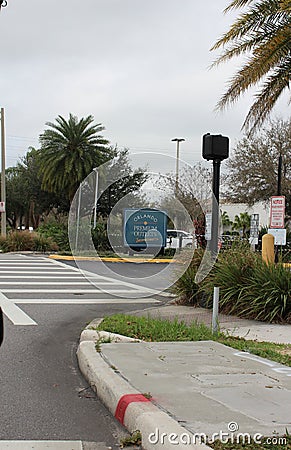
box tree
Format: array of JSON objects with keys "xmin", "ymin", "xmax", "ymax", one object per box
[
  {"xmin": 157, "ymin": 163, "xmax": 212, "ymax": 222},
  {"xmin": 96, "ymin": 148, "xmax": 148, "ymax": 218},
  {"xmin": 221, "ymin": 211, "xmax": 233, "ymax": 228},
  {"xmin": 6, "ymin": 148, "xmax": 68, "ymax": 229},
  {"xmin": 224, "ymin": 118, "xmax": 291, "ymax": 214},
  {"xmin": 38, "ymin": 114, "xmax": 112, "ymax": 202},
  {"xmin": 232, "ymin": 212, "xmax": 251, "ymax": 237},
  {"xmin": 211, "ymin": 0, "xmax": 291, "ymax": 133}
]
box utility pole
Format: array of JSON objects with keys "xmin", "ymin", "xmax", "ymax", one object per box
[
  {"xmin": 171, "ymin": 138, "xmax": 185, "ymax": 196},
  {"xmin": 1, "ymin": 108, "xmax": 6, "ymax": 237}
]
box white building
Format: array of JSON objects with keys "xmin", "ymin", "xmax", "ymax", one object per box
[{"xmin": 220, "ymin": 201, "xmax": 270, "ymax": 229}]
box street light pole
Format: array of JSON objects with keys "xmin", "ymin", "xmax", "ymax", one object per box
[
  {"xmin": 172, "ymin": 138, "xmax": 185, "ymax": 196},
  {"xmin": 93, "ymin": 168, "xmax": 99, "ymax": 229}
]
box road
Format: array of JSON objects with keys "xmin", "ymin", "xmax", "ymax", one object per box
[
  {"xmin": 59, "ymin": 258, "xmax": 175, "ymax": 292},
  {"xmin": 0, "ymin": 254, "xmax": 167, "ymax": 449}
]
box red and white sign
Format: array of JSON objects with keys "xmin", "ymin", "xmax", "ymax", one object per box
[
  {"xmin": 0, "ymin": 202, "xmax": 5, "ymax": 213},
  {"xmin": 270, "ymin": 196, "xmax": 285, "ymax": 228}
]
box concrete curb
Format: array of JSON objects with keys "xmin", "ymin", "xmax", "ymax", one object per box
[{"xmin": 77, "ymin": 321, "xmax": 211, "ymax": 450}]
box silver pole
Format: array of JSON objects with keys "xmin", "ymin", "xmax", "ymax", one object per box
[
  {"xmin": 75, "ymin": 185, "xmax": 82, "ymax": 252},
  {"xmin": 212, "ymin": 286, "xmax": 219, "ymax": 334},
  {"xmin": 93, "ymin": 168, "xmax": 99, "ymax": 229}
]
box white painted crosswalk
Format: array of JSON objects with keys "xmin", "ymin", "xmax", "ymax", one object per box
[
  {"xmin": 0, "ymin": 255, "xmax": 160, "ymax": 325},
  {"xmin": 0, "ymin": 441, "xmax": 110, "ymax": 449}
]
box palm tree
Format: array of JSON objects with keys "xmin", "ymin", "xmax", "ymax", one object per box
[
  {"xmin": 221, "ymin": 211, "xmax": 233, "ymax": 233},
  {"xmin": 38, "ymin": 114, "xmax": 111, "ymax": 202},
  {"xmin": 211, "ymin": 0, "xmax": 291, "ymax": 133},
  {"xmin": 232, "ymin": 212, "xmax": 251, "ymax": 237}
]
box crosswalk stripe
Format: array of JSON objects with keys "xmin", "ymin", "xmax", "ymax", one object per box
[
  {"xmin": 1, "ymin": 289, "xmax": 145, "ymax": 293},
  {"xmin": 49, "ymin": 257, "xmax": 162, "ymax": 295},
  {"xmin": 0, "ymin": 281, "xmax": 122, "ymax": 285},
  {"xmin": 14, "ymin": 297, "xmax": 159, "ymax": 304},
  {"xmin": 0, "ymin": 262, "xmax": 59, "ymax": 265},
  {"xmin": 0, "ymin": 275, "xmax": 88, "ymax": 279},
  {"xmin": 0, "ymin": 271, "xmax": 81, "ymax": 274},
  {"xmin": 0, "ymin": 256, "xmax": 161, "ymax": 325},
  {"xmin": 0, "ymin": 292, "xmax": 37, "ymax": 325},
  {"xmin": 0, "ymin": 441, "xmax": 83, "ymax": 449}
]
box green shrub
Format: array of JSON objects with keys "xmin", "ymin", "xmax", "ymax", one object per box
[
  {"xmin": 4, "ymin": 231, "xmax": 35, "ymax": 252},
  {"xmin": 0, "ymin": 231, "xmax": 59, "ymax": 253},
  {"xmin": 237, "ymin": 261, "xmax": 291, "ymax": 323},
  {"xmin": 172, "ymin": 249, "xmax": 206, "ymax": 306},
  {"xmin": 202, "ymin": 247, "xmax": 291, "ymax": 323},
  {"xmin": 37, "ymin": 222, "xmax": 70, "ymax": 252},
  {"xmin": 92, "ymin": 222, "xmax": 112, "ymax": 252},
  {"xmin": 32, "ymin": 235, "xmax": 59, "ymax": 253},
  {"xmin": 202, "ymin": 245, "xmax": 258, "ymax": 310}
]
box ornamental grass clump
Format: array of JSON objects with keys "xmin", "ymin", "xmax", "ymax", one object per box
[
  {"xmin": 203, "ymin": 247, "xmax": 291, "ymax": 323},
  {"xmin": 172, "ymin": 249, "xmax": 205, "ymax": 306},
  {"xmin": 0, "ymin": 230, "xmax": 58, "ymax": 253},
  {"xmin": 237, "ymin": 261, "xmax": 291, "ymax": 323}
]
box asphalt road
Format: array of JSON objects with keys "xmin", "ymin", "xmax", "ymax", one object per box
[
  {"xmin": 0, "ymin": 254, "xmax": 167, "ymax": 449},
  {"xmin": 61, "ymin": 258, "xmax": 178, "ymax": 293}
]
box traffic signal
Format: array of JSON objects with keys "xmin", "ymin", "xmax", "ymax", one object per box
[{"xmin": 202, "ymin": 133, "xmax": 229, "ymax": 161}]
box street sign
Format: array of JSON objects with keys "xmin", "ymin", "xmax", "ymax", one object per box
[
  {"xmin": 270, "ymin": 196, "xmax": 285, "ymax": 228},
  {"xmin": 205, "ymin": 212, "xmax": 212, "ymax": 240},
  {"xmin": 123, "ymin": 208, "xmax": 167, "ymax": 249},
  {"xmin": 249, "ymin": 213, "xmax": 259, "ymax": 245},
  {"xmin": 268, "ymin": 228, "xmax": 287, "ymax": 246}
]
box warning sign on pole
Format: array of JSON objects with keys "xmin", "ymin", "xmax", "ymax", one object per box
[{"xmin": 270, "ymin": 196, "xmax": 285, "ymax": 228}]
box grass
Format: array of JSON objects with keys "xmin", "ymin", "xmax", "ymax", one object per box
[{"xmin": 97, "ymin": 314, "xmax": 291, "ymax": 367}]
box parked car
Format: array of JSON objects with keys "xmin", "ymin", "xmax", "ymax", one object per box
[{"xmin": 166, "ymin": 230, "xmax": 195, "ymax": 249}]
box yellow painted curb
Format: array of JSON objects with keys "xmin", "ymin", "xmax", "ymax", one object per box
[{"xmin": 48, "ymin": 254, "xmax": 176, "ymax": 263}]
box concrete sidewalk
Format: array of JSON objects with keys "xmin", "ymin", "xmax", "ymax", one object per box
[{"xmin": 77, "ymin": 305, "xmax": 291, "ymax": 450}]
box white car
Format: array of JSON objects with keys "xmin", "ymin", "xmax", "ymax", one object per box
[{"xmin": 166, "ymin": 230, "xmax": 194, "ymax": 249}]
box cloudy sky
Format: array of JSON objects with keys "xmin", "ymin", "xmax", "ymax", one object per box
[{"xmin": 0, "ymin": 0, "xmax": 289, "ymax": 171}]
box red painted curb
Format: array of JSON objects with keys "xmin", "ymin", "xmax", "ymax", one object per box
[{"xmin": 115, "ymin": 394, "xmax": 150, "ymax": 425}]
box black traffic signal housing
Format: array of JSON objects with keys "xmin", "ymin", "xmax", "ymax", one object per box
[{"xmin": 202, "ymin": 133, "xmax": 229, "ymax": 161}]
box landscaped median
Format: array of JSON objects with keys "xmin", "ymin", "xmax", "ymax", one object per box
[{"xmin": 77, "ymin": 315, "xmax": 291, "ymax": 450}]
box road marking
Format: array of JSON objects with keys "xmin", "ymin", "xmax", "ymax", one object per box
[
  {"xmin": 0, "ymin": 441, "xmax": 83, "ymax": 449},
  {"xmin": 0, "ymin": 281, "xmax": 122, "ymax": 285},
  {"xmin": 0, "ymin": 271, "xmax": 81, "ymax": 274},
  {"xmin": 0, "ymin": 262, "xmax": 58, "ymax": 265},
  {"xmin": 0, "ymin": 291, "xmax": 37, "ymax": 325},
  {"xmin": 0, "ymin": 275, "xmax": 88, "ymax": 279},
  {"xmin": 0, "ymin": 256, "xmax": 161, "ymax": 325},
  {"xmin": 50, "ymin": 257, "xmax": 163, "ymax": 295},
  {"xmin": 14, "ymin": 297, "xmax": 159, "ymax": 304},
  {"xmin": 2, "ymin": 289, "xmax": 144, "ymax": 293}
]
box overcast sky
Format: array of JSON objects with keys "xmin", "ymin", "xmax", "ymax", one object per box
[{"xmin": 0, "ymin": 0, "xmax": 289, "ymax": 171}]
